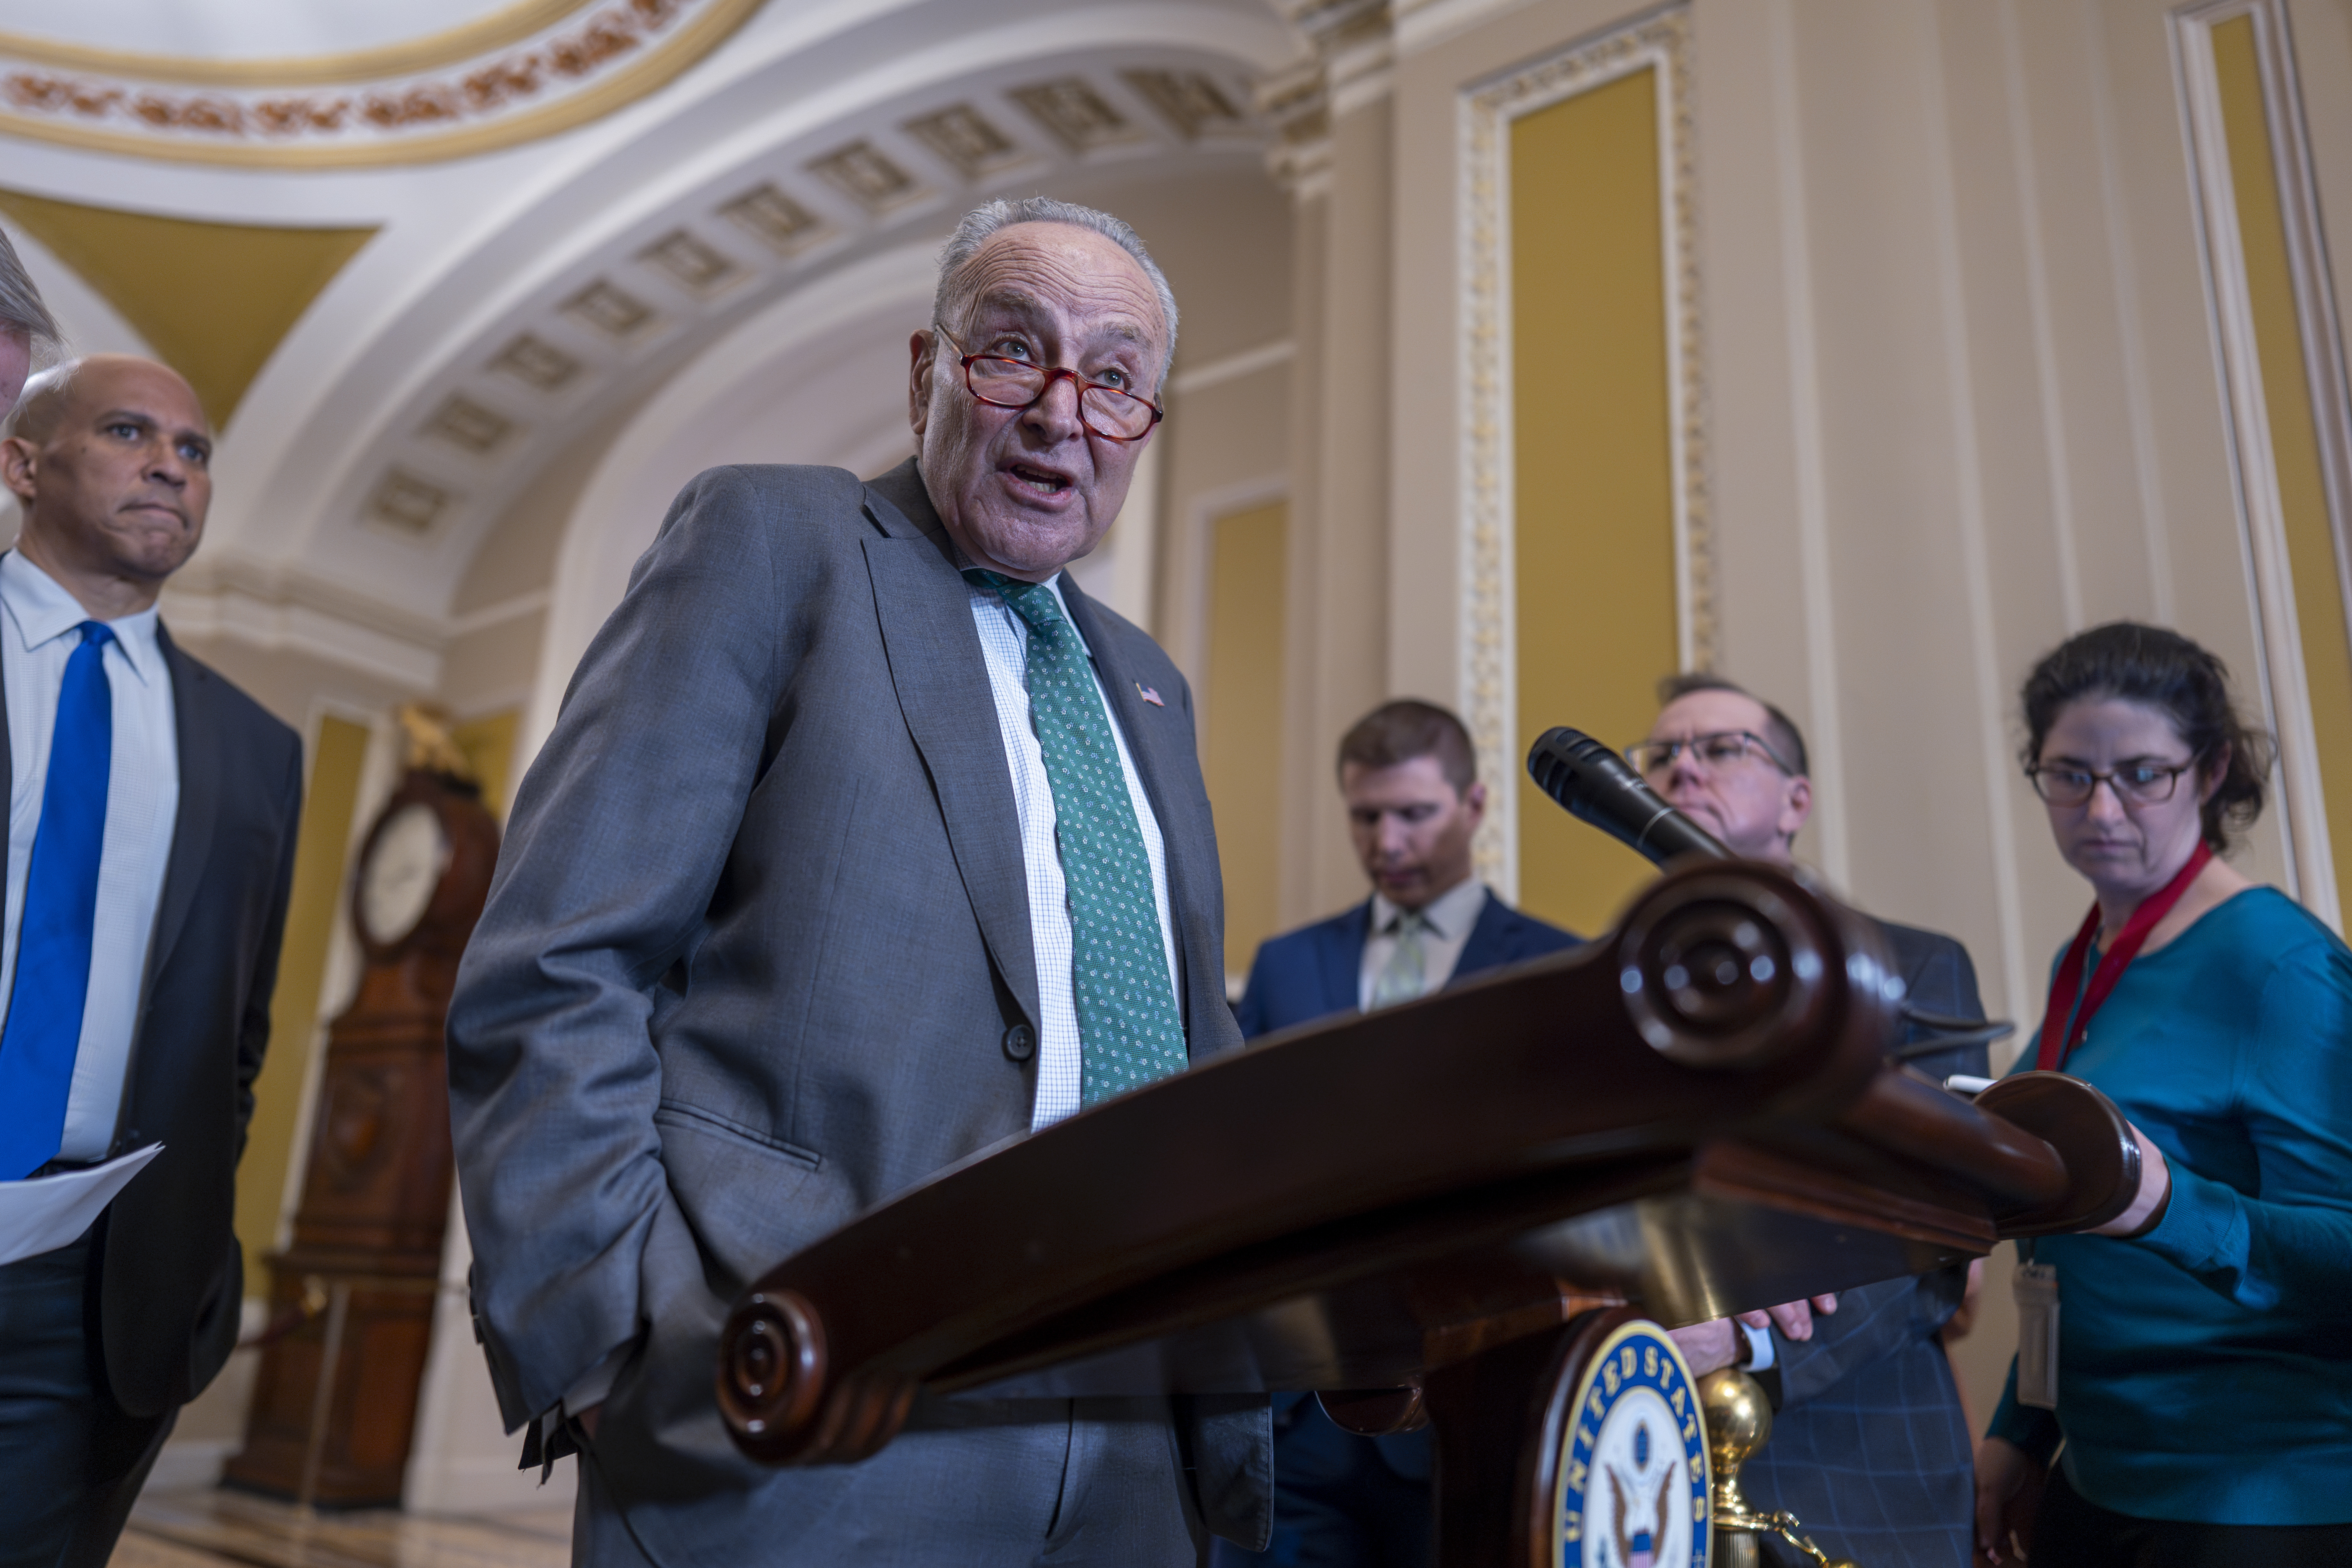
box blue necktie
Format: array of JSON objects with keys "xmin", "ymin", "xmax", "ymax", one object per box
[{"xmin": 0, "ymin": 621, "xmax": 115, "ymax": 1178}]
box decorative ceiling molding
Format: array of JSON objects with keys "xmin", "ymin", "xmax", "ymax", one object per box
[
  {"xmin": 0, "ymin": 0, "xmax": 763, "ymax": 168},
  {"xmin": 1257, "ymin": 0, "xmax": 1391, "ymax": 196},
  {"xmin": 0, "ymin": 1, "xmax": 596, "ymax": 88},
  {"xmin": 160, "ymin": 555, "xmax": 556, "ymax": 695},
  {"xmin": 161, "ymin": 556, "xmax": 454, "ymax": 692},
  {"xmin": 310, "ymin": 49, "xmax": 1266, "ymax": 591}
]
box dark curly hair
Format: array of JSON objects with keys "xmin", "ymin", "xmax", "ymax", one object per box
[{"xmin": 2019, "ymin": 622, "xmax": 2274, "ymax": 852}]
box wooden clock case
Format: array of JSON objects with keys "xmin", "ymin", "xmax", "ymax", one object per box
[{"xmin": 225, "ymin": 764, "xmax": 499, "ymax": 1507}]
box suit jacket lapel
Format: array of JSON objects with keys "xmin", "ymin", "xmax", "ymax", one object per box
[
  {"xmin": 144, "ymin": 626, "xmax": 219, "ymax": 992},
  {"xmin": 1452, "ymin": 891, "xmax": 1512, "ymax": 981},
  {"xmin": 860, "ymin": 465, "xmax": 1042, "ymax": 1032},
  {"xmin": 1321, "ymin": 903, "xmax": 1370, "ymax": 1016}
]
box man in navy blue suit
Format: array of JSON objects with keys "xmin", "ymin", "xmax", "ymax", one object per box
[{"xmin": 1220, "ymin": 700, "xmax": 1577, "ymax": 1568}]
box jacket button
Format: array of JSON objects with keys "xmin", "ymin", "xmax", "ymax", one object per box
[{"xmin": 1003, "ymin": 1023, "xmax": 1036, "ymax": 1062}]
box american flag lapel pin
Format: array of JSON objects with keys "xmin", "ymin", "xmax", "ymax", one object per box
[{"xmin": 1136, "ymin": 682, "xmax": 1166, "ymax": 707}]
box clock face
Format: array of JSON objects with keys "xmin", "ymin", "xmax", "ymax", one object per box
[{"xmin": 360, "ymin": 802, "xmax": 450, "ymax": 947}]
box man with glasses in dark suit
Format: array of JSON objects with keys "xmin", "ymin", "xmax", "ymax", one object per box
[{"xmin": 1642, "ymin": 673, "xmax": 1987, "ymax": 1568}]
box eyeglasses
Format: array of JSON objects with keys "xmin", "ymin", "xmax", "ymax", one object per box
[
  {"xmin": 932, "ymin": 323, "xmax": 1163, "ymax": 442},
  {"xmin": 1628, "ymin": 731, "xmax": 1795, "ymax": 779},
  {"xmin": 2025, "ymin": 759, "xmax": 2198, "ymax": 808}
]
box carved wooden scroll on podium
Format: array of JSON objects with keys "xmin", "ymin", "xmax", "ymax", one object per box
[{"xmin": 715, "ymin": 862, "xmax": 2137, "ymax": 1564}]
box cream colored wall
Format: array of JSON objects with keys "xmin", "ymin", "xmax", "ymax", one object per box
[
  {"xmin": 1383, "ymin": 0, "xmax": 2297, "ymax": 1021},
  {"xmin": 1162, "ymin": 365, "xmax": 1294, "ymax": 677},
  {"xmin": 1319, "ymin": 0, "xmax": 2347, "ymax": 1426}
]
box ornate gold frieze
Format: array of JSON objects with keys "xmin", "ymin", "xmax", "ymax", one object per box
[{"xmin": 0, "ymin": 0, "xmax": 763, "ymax": 168}]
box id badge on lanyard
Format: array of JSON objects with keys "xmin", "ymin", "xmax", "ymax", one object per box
[{"xmin": 2013, "ymin": 1241, "xmax": 2059, "ymax": 1409}]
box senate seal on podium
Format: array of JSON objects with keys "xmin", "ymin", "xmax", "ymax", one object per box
[{"xmin": 1555, "ymin": 1320, "xmax": 1711, "ymax": 1568}]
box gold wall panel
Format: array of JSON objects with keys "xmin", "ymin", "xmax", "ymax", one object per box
[
  {"xmin": 1205, "ymin": 499, "xmax": 1290, "ymax": 978},
  {"xmin": 1458, "ymin": 6, "xmax": 1702, "ymax": 915},
  {"xmin": 2212, "ymin": 14, "xmax": 2352, "ymax": 907},
  {"xmin": 452, "ymin": 709, "xmax": 521, "ymax": 820},
  {"xmin": 236, "ymin": 714, "xmax": 370, "ymax": 1294},
  {"xmin": 0, "ymin": 189, "xmax": 375, "ymax": 427},
  {"xmin": 1509, "ymin": 66, "xmax": 1679, "ymax": 938}
]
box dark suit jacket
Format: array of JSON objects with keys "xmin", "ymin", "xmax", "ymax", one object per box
[
  {"xmin": 1741, "ymin": 917, "xmax": 1990, "ymax": 1568},
  {"xmin": 447, "ymin": 460, "xmax": 1268, "ymax": 1553},
  {"xmin": 1, "ymin": 617, "xmax": 303, "ymax": 1418},
  {"xmin": 1235, "ymin": 892, "xmax": 1580, "ymax": 1038},
  {"xmin": 1232, "ymin": 891, "xmax": 1579, "ymax": 1491}
]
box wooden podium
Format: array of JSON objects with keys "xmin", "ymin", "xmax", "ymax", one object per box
[{"xmin": 713, "ymin": 861, "xmax": 2137, "ymax": 1565}]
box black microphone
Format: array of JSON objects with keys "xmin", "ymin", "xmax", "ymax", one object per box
[{"xmin": 1525, "ymin": 727, "xmax": 1731, "ymax": 866}]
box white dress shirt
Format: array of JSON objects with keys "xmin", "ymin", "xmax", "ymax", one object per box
[
  {"xmin": 1358, "ymin": 878, "xmax": 1489, "ymax": 1012},
  {"xmin": 0, "ymin": 550, "xmax": 180, "ymax": 1162},
  {"xmin": 967, "ymin": 570, "xmax": 1179, "ymax": 1131}
]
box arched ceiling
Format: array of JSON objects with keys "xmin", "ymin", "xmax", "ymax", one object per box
[{"xmin": 0, "ymin": 0, "xmax": 1304, "ymax": 690}]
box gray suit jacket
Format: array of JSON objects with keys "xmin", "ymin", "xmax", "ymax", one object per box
[{"xmin": 447, "ymin": 460, "xmax": 1267, "ymax": 1550}]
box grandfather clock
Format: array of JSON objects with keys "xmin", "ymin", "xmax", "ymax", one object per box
[{"xmin": 226, "ymin": 708, "xmax": 500, "ymax": 1506}]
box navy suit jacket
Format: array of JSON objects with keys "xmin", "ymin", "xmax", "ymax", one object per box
[{"xmin": 1234, "ymin": 889, "xmax": 1579, "ymax": 1039}]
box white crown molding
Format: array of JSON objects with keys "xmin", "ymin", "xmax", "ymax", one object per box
[
  {"xmin": 158, "ymin": 550, "xmax": 550, "ymax": 692},
  {"xmin": 448, "ymin": 587, "xmax": 553, "ymax": 638},
  {"xmin": 1170, "ymin": 337, "xmax": 1295, "ymax": 397},
  {"xmin": 1393, "ymin": 0, "xmax": 1538, "ymax": 58},
  {"xmin": 163, "ymin": 569, "xmax": 442, "ymax": 692}
]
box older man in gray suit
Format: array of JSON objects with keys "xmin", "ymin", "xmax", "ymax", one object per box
[
  {"xmin": 1, "ymin": 226, "xmax": 62, "ymax": 418},
  {"xmin": 447, "ymin": 197, "xmax": 1268, "ymax": 1567}
]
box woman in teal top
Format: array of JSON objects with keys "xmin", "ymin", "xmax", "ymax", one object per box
[{"xmin": 1976, "ymin": 623, "xmax": 2352, "ymax": 1566}]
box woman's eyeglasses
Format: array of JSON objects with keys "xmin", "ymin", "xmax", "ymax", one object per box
[{"xmin": 2025, "ymin": 760, "xmax": 2198, "ymax": 808}]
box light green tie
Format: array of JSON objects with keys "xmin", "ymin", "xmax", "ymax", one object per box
[
  {"xmin": 1370, "ymin": 910, "xmax": 1430, "ymax": 1009},
  {"xmin": 968, "ymin": 571, "xmax": 1189, "ymax": 1105}
]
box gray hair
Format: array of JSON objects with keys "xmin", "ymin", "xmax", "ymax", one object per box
[
  {"xmin": 0, "ymin": 227, "xmax": 60, "ymax": 356},
  {"xmin": 933, "ymin": 198, "xmax": 1179, "ymax": 391},
  {"xmin": 3, "ymin": 359, "xmax": 80, "ymax": 442}
]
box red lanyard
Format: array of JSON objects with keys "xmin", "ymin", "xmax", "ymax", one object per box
[{"xmin": 2034, "ymin": 841, "xmax": 2212, "ymax": 1072}]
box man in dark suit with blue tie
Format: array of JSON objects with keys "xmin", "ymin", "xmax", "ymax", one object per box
[
  {"xmin": 1643, "ymin": 674, "xmax": 1984, "ymax": 1568},
  {"xmin": 0, "ymin": 357, "xmax": 303, "ymax": 1566},
  {"xmin": 1221, "ymin": 700, "xmax": 1577, "ymax": 1568}
]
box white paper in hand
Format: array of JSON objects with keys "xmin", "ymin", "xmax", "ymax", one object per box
[{"xmin": 0, "ymin": 1144, "xmax": 163, "ymax": 1265}]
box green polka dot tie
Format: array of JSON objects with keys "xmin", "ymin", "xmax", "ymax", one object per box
[{"xmin": 967, "ymin": 571, "xmax": 1189, "ymax": 1105}]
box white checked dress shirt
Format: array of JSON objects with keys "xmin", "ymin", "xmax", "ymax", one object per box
[
  {"xmin": 1358, "ymin": 877, "xmax": 1489, "ymax": 1013},
  {"xmin": 967, "ymin": 570, "xmax": 1179, "ymax": 1131},
  {"xmin": 0, "ymin": 550, "xmax": 180, "ymax": 1163}
]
